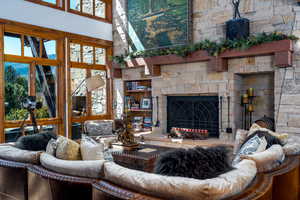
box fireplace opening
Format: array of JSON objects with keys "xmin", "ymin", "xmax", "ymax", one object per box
[{"xmin": 167, "ymin": 96, "xmax": 219, "ymax": 138}]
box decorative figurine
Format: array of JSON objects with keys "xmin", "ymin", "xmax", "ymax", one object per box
[
  {"xmin": 114, "ymin": 116, "xmax": 139, "ymax": 150},
  {"xmin": 232, "ymin": 0, "xmax": 241, "ymax": 19}
]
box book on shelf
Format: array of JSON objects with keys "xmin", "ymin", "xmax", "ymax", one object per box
[
  {"xmin": 126, "ymin": 81, "xmax": 150, "ymax": 91},
  {"xmin": 143, "ymin": 117, "xmax": 152, "ymax": 124}
]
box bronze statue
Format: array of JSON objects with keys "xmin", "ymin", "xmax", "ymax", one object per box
[
  {"xmin": 115, "ymin": 117, "xmax": 138, "ymax": 147},
  {"xmin": 232, "ymin": 0, "xmax": 241, "ymax": 19}
]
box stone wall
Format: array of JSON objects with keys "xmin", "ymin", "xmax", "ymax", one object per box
[{"xmin": 112, "ymin": 0, "xmax": 300, "ymax": 138}]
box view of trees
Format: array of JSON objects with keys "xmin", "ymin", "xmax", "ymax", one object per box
[{"xmin": 5, "ymin": 64, "xmax": 50, "ymax": 121}]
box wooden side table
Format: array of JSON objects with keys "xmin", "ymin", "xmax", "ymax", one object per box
[{"xmin": 111, "ymin": 144, "xmax": 173, "ymax": 172}]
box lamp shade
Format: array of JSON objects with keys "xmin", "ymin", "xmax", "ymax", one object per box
[{"xmin": 86, "ymin": 74, "xmax": 105, "ymax": 92}]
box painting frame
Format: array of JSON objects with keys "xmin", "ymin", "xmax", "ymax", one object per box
[
  {"xmin": 126, "ymin": 0, "xmax": 193, "ymax": 52},
  {"xmin": 140, "ymin": 97, "xmax": 152, "ymax": 109}
]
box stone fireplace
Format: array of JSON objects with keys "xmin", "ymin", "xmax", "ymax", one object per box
[
  {"xmin": 113, "ymin": 0, "xmax": 300, "ymax": 141},
  {"xmin": 117, "ymin": 54, "xmax": 291, "ymax": 140}
]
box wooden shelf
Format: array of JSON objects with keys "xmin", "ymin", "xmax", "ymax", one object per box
[
  {"xmin": 124, "ymin": 80, "xmax": 153, "ymax": 134},
  {"xmin": 128, "ymin": 109, "xmax": 152, "ymax": 112},
  {"xmin": 126, "ymin": 90, "xmax": 151, "ymax": 93}
]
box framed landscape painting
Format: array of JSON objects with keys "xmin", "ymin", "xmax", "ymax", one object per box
[{"xmin": 127, "ymin": 0, "xmax": 191, "ymax": 51}]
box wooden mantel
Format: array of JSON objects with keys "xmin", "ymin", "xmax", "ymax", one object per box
[{"xmin": 112, "ymin": 39, "xmax": 293, "ymax": 78}]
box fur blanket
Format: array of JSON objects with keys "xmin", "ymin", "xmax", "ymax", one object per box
[
  {"xmin": 154, "ymin": 146, "xmax": 234, "ymax": 180},
  {"xmin": 16, "ymin": 132, "xmax": 57, "ymax": 151}
]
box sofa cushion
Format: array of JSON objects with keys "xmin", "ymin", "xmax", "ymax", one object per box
[
  {"xmin": 241, "ymin": 144, "xmax": 285, "ymax": 172},
  {"xmin": 233, "ymin": 129, "xmax": 249, "ymax": 155},
  {"xmin": 0, "ymin": 145, "xmax": 42, "ymax": 164},
  {"xmin": 81, "ymin": 135, "xmax": 104, "ymax": 160},
  {"xmin": 40, "ymin": 153, "xmax": 106, "ymax": 178},
  {"xmin": 56, "ymin": 136, "xmax": 81, "ymax": 160},
  {"xmin": 283, "ymin": 135, "xmax": 300, "ymax": 156},
  {"xmin": 104, "ymin": 159, "xmax": 257, "ymax": 200}
]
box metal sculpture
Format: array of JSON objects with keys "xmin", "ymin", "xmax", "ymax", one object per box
[{"xmin": 232, "ymin": 0, "xmax": 241, "ymax": 19}]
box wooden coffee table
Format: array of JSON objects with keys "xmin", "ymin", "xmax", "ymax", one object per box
[{"xmin": 111, "ymin": 144, "xmax": 173, "ymax": 172}]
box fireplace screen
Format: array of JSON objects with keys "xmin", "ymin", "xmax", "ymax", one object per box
[{"xmin": 167, "ymin": 96, "xmax": 219, "ymax": 137}]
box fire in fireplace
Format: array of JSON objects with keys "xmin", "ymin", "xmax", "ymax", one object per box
[{"xmin": 167, "ymin": 96, "xmax": 219, "ymax": 138}]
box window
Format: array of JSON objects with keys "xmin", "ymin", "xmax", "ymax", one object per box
[
  {"xmin": 68, "ymin": 0, "xmax": 111, "ymax": 22},
  {"xmin": 68, "ymin": 40, "xmax": 110, "ymax": 139},
  {"xmin": 25, "ymin": 0, "xmax": 111, "ymax": 22},
  {"xmin": 25, "ymin": 0, "xmax": 65, "ymax": 9},
  {"xmin": 2, "ymin": 29, "xmax": 64, "ymax": 142}
]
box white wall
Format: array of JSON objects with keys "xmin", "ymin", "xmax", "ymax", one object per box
[{"xmin": 0, "ymin": 0, "xmax": 112, "ymax": 41}]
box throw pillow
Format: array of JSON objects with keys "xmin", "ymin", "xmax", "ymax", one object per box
[
  {"xmin": 56, "ymin": 136, "xmax": 82, "ymax": 160},
  {"xmin": 81, "ymin": 134, "xmax": 104, "ymax": 160},
  {"xmin": 232, "ymin": 134, "xmax": 267, "ymax": 165},
  {"xmin": 46, "ymin": 138, "xmax": 58, "ymax": 156},
  {"xmin": 154, "ymin": 145, "xmax": 234, "ymax": 180},
  {"xmin": 249, "ymin": 123, "xmax": 288, "ymax": 144},
  {"xmin": 243, "ymin": 130, "xmax": 282, "ymax": 149},
  {"xmin": 15, "ymin": 132, "xmax": 57, "ymax": 151}
]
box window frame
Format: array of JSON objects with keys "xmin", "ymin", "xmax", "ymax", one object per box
[
  {"xmin": 67, "ymin": 0, "xmax": 112, "ymax": 23},
  {"xmin": 67, "ymin": 38, "xmax": 113, "ymax": 139},
  {"xmin": 25, "ymin": 0, "xmax": 65, "ymax": 11},
  {"xmin": 0, "ymin": 24, "xmax": 66, "ymax": 142}
]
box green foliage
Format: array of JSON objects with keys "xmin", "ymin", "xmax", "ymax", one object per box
[
  {"xmin": 112, "ymin": 32, "xmax": 298, "ymax": 66},
  {"xmin": 5, "ymin": 109, "xmax": 28, "ymax": 121},
  {"xmin": 36, "ymin": 107, "xmax": 50, "ymax": 119},
  {"xmin": 5, "ymin": 65, "xmax": 28, "ymax": 115},
  {"xmin": 4, "ymin": 65, "xmax": 50, "ymax": 121}
]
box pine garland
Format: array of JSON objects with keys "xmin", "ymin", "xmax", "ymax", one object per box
[{"xmin": 112, "ymin": 32, "xmax": 298, "ymax": 66}]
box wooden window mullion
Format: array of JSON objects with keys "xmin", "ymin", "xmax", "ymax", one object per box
[
  {"xmin": 29, "ymin": 62, "xmax": 36, "ymax": 96},
  {"xmin": 21, "ymin": 35, "xmax": 24, "ymax": 57},
  {"xmin": 80, "ymin": 0, "xmax": 83, "ymax": 12},
  {"xmin": 39, "ymin": 39, "xmax": 43, "ymax": 58},
  {"xmin": 93, "ymin": 0, "xmax": 96, "ymax": 16},
  {"xmin": 93, "ymin": 46, "xmax": 96, "ymax": 64},
  {"xmin": 86, "ymin": 69, "xmax": 92, "ymax": 116},
  {"xmin": 0, "ymin": 24, "xmax": 5, "ymax": 143}
]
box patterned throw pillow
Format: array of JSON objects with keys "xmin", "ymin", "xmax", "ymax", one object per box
[
  {"xmin": 81, "ymin": 135, "xmax": 104, "ymax": 160},
  {"xmin": 56, "ymin": 136, "xmax": 82, "ymax": 160},
  {"xmin": 232, "ymin": 135, "xmax": 267, "ymax": 165}
]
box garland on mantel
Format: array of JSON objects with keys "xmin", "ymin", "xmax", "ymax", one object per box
[{"xmin": 112, "ymin": 32, "xmax": 298, "ymax": 67}]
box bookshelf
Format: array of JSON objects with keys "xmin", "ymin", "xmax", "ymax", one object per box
[{"xmin": 124, "ymin": 80, "xmax": 152, "ymax": 134}]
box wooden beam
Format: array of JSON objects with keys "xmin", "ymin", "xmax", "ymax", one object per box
[
  {"xmin": 275, "ymin": 51, "xmax": 292, "ymax": 67},
  {"xmin": 208, "ymin": 57, "xmax": 228, "ymax": 72},
  {"xmin": 107, "ymin": 47, "xmax": 113, "ymax": 119},
  {"xmin": 0, "ymin": 24, "xmax": 5, "ymax": 143},
  {"xmin": 220, "ymin": 40, "xmax": 293, "ymax": 59},
  {"xmin": 57, "ymin": 38, "xmax": 66, "ymax": 136},
  {"xmin": 112, "ymin": 67, "xmax": 122, "ymax": 78},
  {"xmin": 117, "ymin": 40, "xmax": 294, "ymax": 73}
]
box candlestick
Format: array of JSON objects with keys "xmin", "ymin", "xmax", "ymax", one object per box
[
  {"xmin": 247, "ymin": 88, "xmax": 254, "ymax": 97},
  {"xmin": 242, "ymin": 94, "xmax": 249, "ymax": 104},
  {"xmin": 248, "ymin": 104, "xmax": 254, "ymax": 112}
]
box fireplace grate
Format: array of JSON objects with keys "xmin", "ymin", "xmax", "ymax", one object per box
[{"xmin": 167, "ymin": 96, "xmax": 219, "ymax": 138}]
